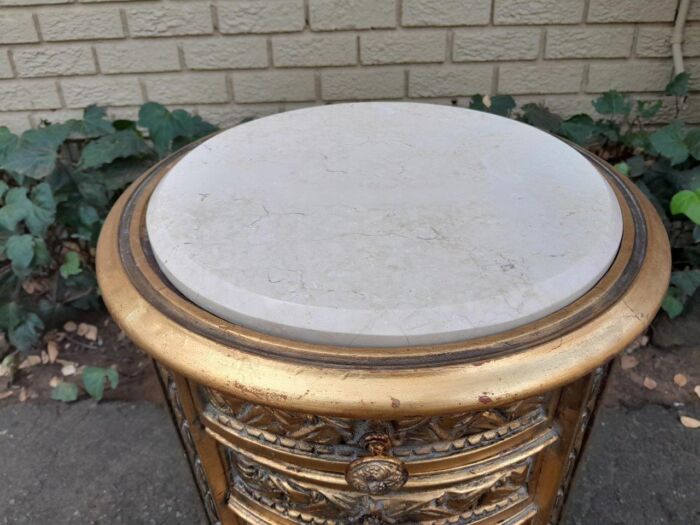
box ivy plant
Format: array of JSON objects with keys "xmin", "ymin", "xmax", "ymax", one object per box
[{"xmin": 0, "ymin": 103, "xmax": 217, "ymax": 355}]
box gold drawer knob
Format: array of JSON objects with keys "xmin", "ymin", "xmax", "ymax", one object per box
[{"xmin": 345, "ymin": 433, "xmax": 408, "ymax": 495}]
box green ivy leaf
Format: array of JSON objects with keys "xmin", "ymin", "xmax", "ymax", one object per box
[
  {"xmin": 670, "ymin": 189, "xmax": 700, "ymax": 224},
  {"xmin": 614, "ymin": 162, "xmax": 630, "ymax": 176},
  {"xmin": 60, "ymin": 251, "xmax": 82, "ymax": 279},
  {"xmin": 636, "ymin": 100, "xmax": 663, "ymax": 119},
  {"xmin": 559, "ymin": 114, "xmax": 599, "ymax": 145},
  {"xmin": 671, "ymin": 269, "xmax": 700, "ymax": 296},
  {"xmin": 520, "ymin": 103, "xmax": 562, "ymax": 132},
  {"xmin": 138, "ymin": 102, "xmax": 176, "ymax": 157},
  {"xmin": 665, "ymin": 72, "xmax": 690, "ymax": 97},
  {"xmin": 79, "ymin": 129, "xmax": 150, "ymax": 170},
  {"xmin": 2, "ymin": 124, "xmax": 71, "ymax": 180},
  {"xmin": 68, "ymin": 105, "xmax": 114, "ymax": 138},
  {"xmin": 9, "ymin": 312, "xmax": 43, "ymax": 352},
  {"xmin": 661, "ymin": 288, "xmax": 684, "ymax": 318},
  {"xmin": 469, "ymin": 95, "xmax": 516, "ymax": 117},
  {"xmin": 685, "ymin": 129, "xmax": 700, "ymax": 161},
  {"xmin": 0, "ymin": 180, "xmax": 8, "ymax": 200},
  {"xmin": 138, "ymin": 103, "xmax": 216, "ymax": 157},
  {"xmin": 33, "ymin": 237, "xmax": 51, "ymax": 267},
  {"xmin": 51, "ymin": 382, "xmax": 79, "ymax": 403},
  {"xmin": 78, "ymin": 204, "xmax": 100, "ymax": 226},
  {"xmin": 0, "ymin": 301, "xmax": 22, "ymax": 331},
  {"xmin": 650, "ymin": 121, "xmax": 688, "ymax": 165},
  {"xmin": 82, "ymin": 366, "xmax": 119, "ymax": 401},
  {"xmin": 27, "ymin": 182, "xmax": 56, "ymax": 235},
  {"xmin": 5, "ymin": 234, "xmax": 34, "ymax": 274},
  {"xmin": 0, "ymin": 183, "xmax": 56, "ymax": 235},
  {"xmin": 592, "ymin": 91, "xmax": 633, "ymax": 116},
  {"xmin": 0, "ymin": 127, "xmax": 19, "ymax": 165}
]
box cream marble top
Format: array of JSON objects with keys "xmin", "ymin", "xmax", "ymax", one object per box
[{"xmin": 146, "ymin": 103, "xmax": 623, "ymax": 347}]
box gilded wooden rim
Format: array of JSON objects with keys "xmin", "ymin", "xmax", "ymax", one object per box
[
  {"xmin": 96, "ymin": 136, "xmax": 670, "ymax": 416},
  {"xmin": 115, "ymin": 142, "xmax": 643, "ymax": 369}
]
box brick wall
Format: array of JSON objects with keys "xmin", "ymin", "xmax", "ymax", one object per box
[{"xmin": 0, "ymin": 0, "xmax": 695, "ymax": 132}]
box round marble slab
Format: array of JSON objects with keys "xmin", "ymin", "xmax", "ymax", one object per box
[{"xmin": 146, "ymin": 103, "xmax": 623, "ymax": 347}]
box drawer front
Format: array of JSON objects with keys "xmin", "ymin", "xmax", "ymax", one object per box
[{"xmin": 157, "ymin": 364, "xmax": 606, "ymax": 525}]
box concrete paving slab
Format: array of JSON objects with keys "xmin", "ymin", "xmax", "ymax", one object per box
[
  {"xmin": 562, "ymin": 404, "xmax": 700, "ymax": 525},
  {"xmin": 0, "ymin": 402, "xmax": 207, "ymax": 525}
]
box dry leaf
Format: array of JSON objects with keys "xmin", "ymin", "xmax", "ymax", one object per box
[
  {"xmin": 61, "ymin": 364, "xmax": 77, "ymax": 377},
  {"xmin": 620, "ymin": 355, "xmax": 638, "ymax": 370},
  {"xmin": 41, "ymin": 351, "xmax": 49, "ymax": 365},
  {"xmin": 49, "ymin": 376, "xmax": 61, "ymax": 388},
  {"xmin": 626, "ymin": 335, "xmax": 649, "ymax": 352},
  {"xmin": 643, "ymin": 377, "xmax": 657, "ymax": 390},
  {"xmin": 680, "ymin": 416, "xmax": 700, "ymax": 429},
  {"xmin": 64, "ymin": 321, "xmax": 77, "ymax": 332},
  {"xmin": 0, "ymin": 390, "xmax": 13, "ymax": 400},
  {"xmin": 673, "ymin": 374, "xmax": 688, "ymax": 387},
  {"xmin": 18, "ymin": 387, "xmax": 27, "ymax": 402},
  {"xmin": 47, "ymin": 341, "xmax": 59, "ymax": 363},
  {"xmin": 695, "ymin": 385, "xmax": 700, "ymax": 399},
  {"xmin": 77, "ymin": 323, "xmax": 98, "ymax": 341},
  {"xmin": 18, "ymin": 355, "xmax": 42, "ymax": 369}
]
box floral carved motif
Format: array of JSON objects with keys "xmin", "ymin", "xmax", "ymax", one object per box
[
  {"xmin": 227, "ymin": 451, "xmax": 531, "ymax": 524},
  {"xmin": 203, "ymin": 387, "xmax": 546, "ymax": 461}
]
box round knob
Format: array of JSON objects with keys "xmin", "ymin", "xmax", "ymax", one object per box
[{"xmin": 345, "ymin": 432, "xmax": 408, "ymax": 495}]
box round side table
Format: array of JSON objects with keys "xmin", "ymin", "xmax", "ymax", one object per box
[{"xmin": 97, "ymin": 103, "xmax": 670, "ymax": 525}]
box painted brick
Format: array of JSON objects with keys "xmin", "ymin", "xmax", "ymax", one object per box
[
  {"xmin": 13, "ymin": 45, "xmax": 96, "ymax": 78},
  {"xmin": 543, "ymin": 95, "xmax": 597, "ymax": 118},
  {"xmin": 62, "ymin": 76, "xmax": 143, "ymax": 107},
  {"xmin": 0, "ymin": 12, "xmax": 39, "ymax": 44},
  {"xmin": 0, "ymin": 52, "xmax": 13, "ymax": 79},
  {"xmin": 680, "ymin": 60, "xmax": 700, "ymax": 91},
  {"xmin": 409, "ymin": 65, "xmax": 492, "ymax": 97},
  {"xmin": 195, "ymin": 103, "xmax": 280, "ymax": 128},
  {"xmin": 690, "ymin": 2, "xmax": 700, "ymax": 21},
  {"xmin": 361, "ymin": 31, "xmax": 445, "ymax": 65},
  {"xmin": 95, "ymin": 40, "xmax": 180, "ymax": 74},
  {"xmin": 31, "ymin": 108, "xmax": 84, "ymax": 126},
  {"xmin": 545, "ymin": 27, "xmax": 634, "ymax": 59},
  {"xmin": 184, "ymin": 38, "xmax": 268, "ymax": 70},
  {"xmin": 218, "ymin": 1, "xmax": 305, "ymax": 34},
  {"xmin": 588, "ymin": 0, "xmax": 676, "ymax": 23},
  {"xmin": 127, "ymin": 5, "xmax": 213, "ymax": 37},
  {"xmin": 587, "ymin": 62, "xmax": 673, "ymax": 93},
  {"xmin": 494, "ymin": 0, "xmax": 584, "ymax": 25},
  {"xmin": 0, "ymin": 112, "xmax": 31, "ymax": 133},
  {"xmin": 321, "ymin": 68, "xmax": 404, "ymax": 100},
  {"xmin": 39, "ymin": 8, "xmax": 123, "ymax": 41},
  {"xmin": 0, "ymin": 80, "xmax": 61, "ymax": 110},
  {"xmin": 498, "ymin": 63, "xmax": 583, "ymax": 94},
  {"xmin": 234, "ymin": 70, "xmax": 316, "ymax": 102},
  {"xmin": 453, "ymin": 28, "xmax": 540, "ymax": 62},
  {"xmin": 636, "ymin": 26, "xmax": 700, "ymax": 58},
  {"xmin": 309, "ymin": 0, "xmax": 396, "ymax": 30},
  {"xmin": 273, "ymin": 34, "xmax": 357, "ymax": 67},
  {"xmin": 96, "ymin": 41, "xmax": 180, "ymax": 74},
  {"xmin": 402, "ymin": 0, "xmax": 490, "ymax": 27},
  {"xmin": 0, "ymin": 0, "xmax": 68, "ymax": 4},
  {"xmin": 106, "ymin": 106, "xmax": 141, "ymax": 122},
  {"xmin": 144, "ymin": 73, "xmax": 229, "ymax": 104}
]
